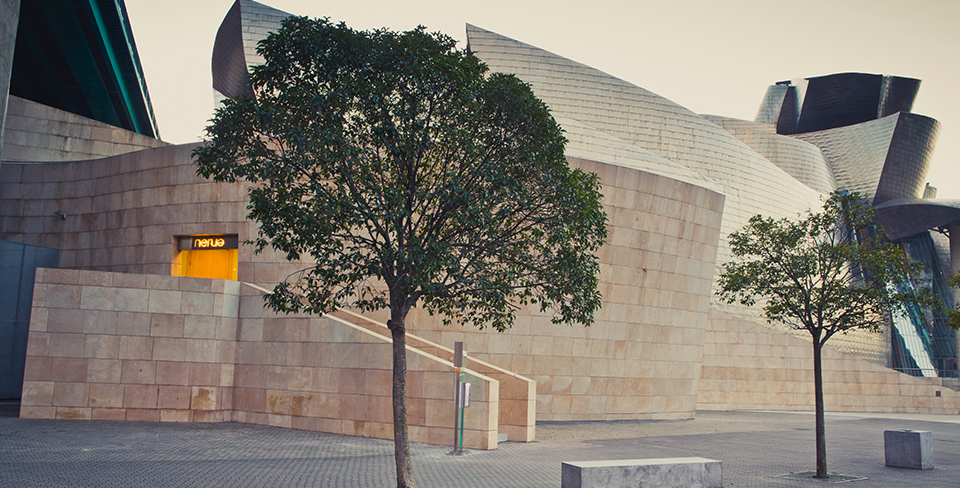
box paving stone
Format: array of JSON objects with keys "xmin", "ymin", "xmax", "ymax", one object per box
[{"xmin": 0, "ymin": 406, "xmax": 958, "ymax": 487}]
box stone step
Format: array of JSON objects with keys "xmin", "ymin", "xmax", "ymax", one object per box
[{"xmin": 498, "ymin": 433, "xmax": 508, "ymax": 443}]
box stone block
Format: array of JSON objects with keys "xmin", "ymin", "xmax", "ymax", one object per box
[
  {"xmin": 119, "ymin": 335, "xmax": 154, "ymax": 360},
  {"xmin": 53, "ymin": 382, "xmax": 89, "ymax": 408},
  {"xmin": 152, "ymin": 338, "xmax": 187, "ymax": 362},
  {"xmin": 150, "ymin": 313, "xmax": 184, "ymax": 337},
  {"xmin": 156, "ymin": 362, "xmax": 189, "ymax": 385},
  {"xmin": 117, "ymin": 311, "xmax": 151, "ymax": 336},
  {"xmin": 91, "ymin": 408, "xmax": 126, "ymax": 420},
  {"xmin": 48, "ymin": 333, "xmax": 86, "ymax": 357},
  {"xmin": 884, "ymin": 429, "xmax": 933, "ymax": 470},
  {"xmin": 561, "ymin": 457, "xmax": 722, "ymax": 488},
  {"xmin": 86, "ymin": 359, "xmax": 122, "ymax": 383},
  {"xmin": 121, "ymin": 360, "xmax": 156, "ymax": 384},
  {"xmin": 88, "ymin": 383, "xmax": 124, "ymax": 408},
  {"xmin": 23, "ymin": 356, "xmax": 52, "ymax": 381},
  {"xmin": 126, "ymin": 408, "xmax": 160, "ymax": 422},
  {"xmin": 158, "ymin": 386, "xmax": 191, "ymax": 409},
  {"xmin": 115, "ymin": 288, "xmax": 149, "ymax": 312},
  {"xmin": 123, "ymin": 385, "xmax": 159, "ymax": 409},
  {"xmin": 190, "ymin": 386, "xmax": 218, "ymax": 410},
  {"xmin": 50, "ymin": 357, "xmax": 87, "ymax": 382},
  {"xmin": 185, "ymin": 339, "xmax": 218, "ymax": 363},
  {"xmin": 20, "ymin": 381, "xmax": 54, "ymax": 406},
  {"xmin": 189, "ymin": 362, "xmax": 220, "ymax": 386}
]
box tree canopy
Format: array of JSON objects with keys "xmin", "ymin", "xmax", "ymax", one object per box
[
  {"xmin": 717, "ymin": 191, "xmax": 925, "ymax": 342},
  {"xmin": 193, "ymin": 16, "xmax": 606, "ymax": 488},
  {"xmin": 195, "ymin": 16, "xmax": 605, "ymax": 330},
  {"xmin": 716, "ymin": 190, "xmax": 938, "ymax": 479}
]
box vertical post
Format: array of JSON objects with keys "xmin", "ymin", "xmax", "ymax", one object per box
[
  {"xmin": 948, "ymin": 224, "xmax": 960, "ymax": 375},
  {"xmin": 451, "ymin": 341, "xmax": 464, "ymax": 455},
  {"xmin": 459, "ymin": 382, "xmax": 466, "ymax": 453}
]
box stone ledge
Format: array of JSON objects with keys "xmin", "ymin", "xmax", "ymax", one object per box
[{"xmin": 561, "ymin": 456, "xmax": 722, "ymax": 488}]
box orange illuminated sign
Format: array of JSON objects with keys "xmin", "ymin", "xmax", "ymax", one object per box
[
  {"xmin": 194, "ymin": 237, "xmax": 226, "ymax": 249},
  {"xmin": 177, "ymin": 235, "xmax": 238, "ymax": 251}
]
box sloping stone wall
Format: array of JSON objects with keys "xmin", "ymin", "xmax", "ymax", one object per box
[{"xmin": 698, "ymin": 309, "xmax": 960, "ymax": 414}]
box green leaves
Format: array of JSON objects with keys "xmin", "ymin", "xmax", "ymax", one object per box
[
  {"xmin": 717, "ymin": 191, "xmax": 935, "ymax": 344},
  {"xmin": 193, "ymin": 16, "xmax": 607, "ymax": 332}
]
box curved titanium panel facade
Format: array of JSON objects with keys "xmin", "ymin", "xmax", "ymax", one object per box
[
  {"xmin": 211, "ymin": 0, "xmax": 290, "ymax": 104},
  {"xmin": 874, "ymin": 198, "xmax": 960, "ymax": 240},
  {"xmin": 704, "ymin": 115, "xmax": 836, "ymax": 194},
  {"xmin": 211, "ymin": 0, "xmax": 254, "ymax": 101},
  {"xmin": 761, "ymin": 73, "xmax": 921, "ymax": 136},
  {"xmin": 791, "ymin": 114, "xmax": 900, "ymax": 199},
  {"xmin": 555, "ymin": 113, "xmax": 721, "ymax": 191},
  {"xmin": 755, "ymin": 84, "xmax": 788, "ymax": 125},
  {"xmin": 796, "ymin": 73, "xmax": 886, "ymax": 133},
  {"xmin": 788, "ymin": 112, "xmax": 940, "ymax": 204},
  {"xmin": 874, "ymin": 112, "xmax": 941, "ymax": 205},
  {"xmin": 464, "ymin": 24, "xmax": 822, "ymax": 274},
  {"xmin": 879, "ymin": 76, "xmax": 921, "ymax": 118}
]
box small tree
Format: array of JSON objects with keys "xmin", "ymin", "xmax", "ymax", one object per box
[
  {"xmin": 193, "ymin": 17, "xmax": 606, "ymax": 488},
  {"xmin": 716, "ymin": 191, "xmax": 931, "ymax": 479}
]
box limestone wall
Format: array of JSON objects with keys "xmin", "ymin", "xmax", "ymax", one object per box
[
  {"xmin": 0, "ymin": 144, "xmax": 301, "ymax": 285},
  {"xmin": 0, "ymin": 0, "xmax": 21, "ymax": 163},
  {"xmin": 2, "ymin": 97, "xmax": 167, "ymax": 163},
  {"xmin": 401, "ymin": 158, "xmax": 726, "ymax": 422},
  {"xmin": 20, "ymin": 268, "xmax": 239, "ymax": 422},
  {"xmin": 698, "ymin": 309, "xmax": 960, "ymax": 414},
  {"xmin": 20, "ymin": 268, "xmax": 502, "ymax": 450}
]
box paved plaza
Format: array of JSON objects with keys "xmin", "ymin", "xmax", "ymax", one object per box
[{"xmin": 1, "ymin": 403, "xmax": 958, "ymax": 487}]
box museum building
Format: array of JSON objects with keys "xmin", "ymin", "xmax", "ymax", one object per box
[{"xmin": 0, "ymin": 0, "xmax": 957, "ymax": 450}]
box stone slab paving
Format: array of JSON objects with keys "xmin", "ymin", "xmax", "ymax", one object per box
[{"xmin": 1, "ymin": 404, "xmax": 958, "ymax": 487}]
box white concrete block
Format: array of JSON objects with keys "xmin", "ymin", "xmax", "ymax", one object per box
[
  {"xmin": 884, "ymin": 429, "xmax": 933, "ymax": 470},
  {"xmin": 562, "ymin": 457, "xmax": 722, "ymax": 488}
]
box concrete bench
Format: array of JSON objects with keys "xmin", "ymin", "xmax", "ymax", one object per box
[
  {"xmin": 561, "ymin": 457, "xmax": 722, "ymax": 488},
  {"xmin": 884, "ymin": 429, "xmax": 933, "ymax": 470}
]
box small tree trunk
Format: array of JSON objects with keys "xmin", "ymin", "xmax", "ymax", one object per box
[
  {"xmin": 813, "ymin": 337, "xmax": 827, "ymax": 479},
  {"xmin": 388, "ymin": 307, "xmax": 414, "ymax": 488}
]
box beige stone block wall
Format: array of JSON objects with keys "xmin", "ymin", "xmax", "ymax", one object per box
[
  {"xmin": 398, "ymin": 160, "xmax": 725, "ymax": 422},
  {"xmin": 21, "ymin": 268, "xmax": 502, "ymax": 450},
  {"xmin": 2, "ymin": 97, "xmax": 168, "ymax": 163},
  {"xmin": 698, "ymin": 308, "xmax": 960, "ymax": 414},
  {"xmin": 233, "ymin": 284, "xmax": 500, "ymax": 450},
  {"xmin": 20, "ymin": 268, "xmax": 239, "ymax": 422},
  {"xmin": 0, "ymin": 132, "xmax": 721, "ymax": 424},
  {"xmin": 0, "ymin": 143, "xmax": 304, "ymax": 287}
]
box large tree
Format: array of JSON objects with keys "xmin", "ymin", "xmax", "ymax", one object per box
[
  {"xmin": 716, "ymin": 191, "xmax": 934, "ymax": 479},
  {"xmin": 193, "ymin": 17, "xmax": 606, "ymax": 488}
]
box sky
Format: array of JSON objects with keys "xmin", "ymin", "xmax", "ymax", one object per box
[{"xmin": 126, "ymin": 0, "xmax": 960, "ymax": 198}]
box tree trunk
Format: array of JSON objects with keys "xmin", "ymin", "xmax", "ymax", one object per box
[
  {"xmin": 813, "ymin": 337, "xmax": 827, "ymax": 479},
  {"xmin": 388, "ymin": 307, "xmax": 414, "ymax": 488}
]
